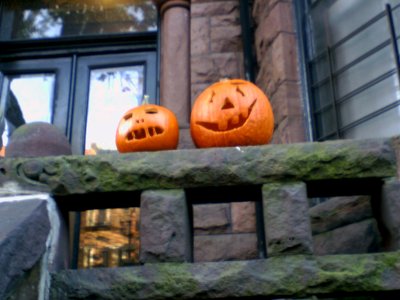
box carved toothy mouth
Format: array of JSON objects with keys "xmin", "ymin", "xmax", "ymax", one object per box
[
  {"xmin": 126, "ymin": 126, "xmax": 164, "ymax": 141},
  {"xmin": 196, "ymin": 99, "xmax": 257, "ymax": 132}
]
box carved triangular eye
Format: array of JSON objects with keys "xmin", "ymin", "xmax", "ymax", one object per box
[{"xmin": 221, "ymin": 97, "xmax": 234, "ymax": 110}]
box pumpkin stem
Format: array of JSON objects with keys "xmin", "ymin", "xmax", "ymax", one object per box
[{"xmin": 141, "ymin": 94, "xmax": 150, "ymax": 106}]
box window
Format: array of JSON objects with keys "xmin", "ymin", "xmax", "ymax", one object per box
[
  {"xmin": 0, "ymin": 1, "xmax": 156, "ymax": 40},
  {"xmin": 0, "ymin": 0, "xmax": 158, "ymax": 269},
  {"xmin": 296, "ymin": 0, "xmax": 400, "ymax": 140},
  {"xmin": 0, "ymin": 0, "xmax": 158, "ymax": 154}
]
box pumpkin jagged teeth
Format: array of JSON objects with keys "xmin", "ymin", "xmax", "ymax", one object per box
[
  {"xmin": 241, "ymin": 106, "xmax": 249, "ymax": 119},
  {"xmin": 230, "ymin": 115, "xmax": 240, "ymax": 125},
  {"xmin": 218, "ymin": 119, "xmax": 228, "ymax": 131}
]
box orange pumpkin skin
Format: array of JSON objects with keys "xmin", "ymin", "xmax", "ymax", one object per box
[
  {"xmin": 116, "ymin": 104, "xmax": 179, "ymax": 152},
  {"xmin": 190, "ymin": 79, "xmax": 274, "ymax": 148}
]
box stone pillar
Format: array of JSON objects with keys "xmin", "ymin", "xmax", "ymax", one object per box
[
  {"xmin": 262, "ymin": 182, "xmax": 313, "ymax": 256},
  {"xmin": 381, "ymin": 178, "xmax": 400, "ymax": 250},
  {"xmin": 140, "ymin": 189, "xmax": 192, "ymax": 262},
  {"xmin": 153, "ymin": 0, "xmax": 192, "ymax": 148},
  {"xmin": 0, "ymin": 194, "xmax": 69, "ymax": 300}
]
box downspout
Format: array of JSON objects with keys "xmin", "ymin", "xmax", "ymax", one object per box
[{"xmin": 239, "ymin": 0, "xmax": 256, "ymax": 83}]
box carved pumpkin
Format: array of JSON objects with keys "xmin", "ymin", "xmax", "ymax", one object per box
[
  {"xmin": 190, "ymin": 79, "xmax": 274, "ymax": 148},
  {"xmin": 116, "ymin": 101, "xmax": 179, "ymax": 152}
]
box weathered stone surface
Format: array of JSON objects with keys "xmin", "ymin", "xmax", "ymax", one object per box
[
  {"xmin": 50, "ymin": 252, "xmax": 400, "ymax": 299},
  {"xmin": 263, "ymin": 182, "xmax": 313, "ymax": 255},
  {"xmin": 381, "ymin": 179, "xmax": 400, "ymax": 250},
  {"xmin": 191, "ymin": 17, "xmax": 209, "ymax": 55},
  {"xmin": 254, "ymin": 1, "xmax": 295, "ymax": 64},
  {"xmin": 193, "ymin": 233, "xmax": 258, "ymax": 262},
  {"xmin": 191, "ymin": 53, "xmax": 240, "ymax": 84},
  {"xmin": 0, "ymin": 199, "xmax": 50, "ymax": 299},
  {"xmin": 193, "ymin": 203, "xmax": 230, "ymax": 234},
  {"xmin": 210, "ymin": 25, "xmax": 242, "ymax": 52},
  {"xmin": 191, "ymin": 0, "xmax": 238, "ymax": 17},
  {"xmin": 0, "ymin": 138, "xmax": 395, "ymax": 199},
  {"xmin": 231, "ymin": 201, "xmax": 256, "ymax": 233},
  {"xmin": 310, "ymin": 195, "xmax": 373, "ymax": 235},
  {"xmin": 6, "ymin": 260, "xmax": 42, "ymax": 300},
  {"xmin": 313, "ymin": 219, "xmax": 382, "ymax": 255},
  {"xmin": 140, "ymin": 189, "xmax": 191, "ymax": 262},
  {"xmin": 210, "ymin": 13, "xmax": 239, "ymax": 27},
  {"xmin": 5, "ymin": 122, "xmax": 72, "ymax": 158}
]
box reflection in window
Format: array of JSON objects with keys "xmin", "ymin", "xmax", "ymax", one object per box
[
  {"xmin": 1, "ymin": 0, "xmax": 157, "ymax": 41},
  {"xmin": 85, "ymin": 65, "xmax": 144, "ymax": 154},
  {"xmin": 0, "ymin": 74, "xmax": 54, "ymax": 153},
  {"xmin": 78, "ymin": 208, "xmax": 140, "ymax": 268}
]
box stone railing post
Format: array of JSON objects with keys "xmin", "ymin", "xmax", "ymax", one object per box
[
  {"xmin": 153, "ymin": 0, "xmax": 192, "ymax": 147},
  {"xmin": 262, "ymin": 182, "xmax": 313, "ymax": 256}
]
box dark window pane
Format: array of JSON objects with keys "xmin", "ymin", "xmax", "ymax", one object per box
[
  {"xmin": 311, "ymin": 82, "xmax": 334, "ymax": 111},
  {"xmin": 314, "ymin": 108, "xmax": 337, "ymax": 139},
  {"xmin": 309, "ymin": 54, "xmax": 330, "ymax": 83},
  {"xmin": 1, "ymin": 0, "xmax": 157, "ymax": 41}
]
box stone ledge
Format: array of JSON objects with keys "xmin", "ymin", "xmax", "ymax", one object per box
[
  {"xmin": 50, "ymin": 251, "xmax": 400, "ymax": 299},
  {"xmin": 0, "ymin": 137, "xmax": 396, "ymax": 196}
]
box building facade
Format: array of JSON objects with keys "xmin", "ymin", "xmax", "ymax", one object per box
[{"xmin": 1, "ymin": 0, "xmax": 400, "ymax": 270}]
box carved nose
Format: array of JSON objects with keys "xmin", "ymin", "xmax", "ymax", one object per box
[{"xmin": 221, "ymin": 97, "xmax": 235, "ymax": 110}]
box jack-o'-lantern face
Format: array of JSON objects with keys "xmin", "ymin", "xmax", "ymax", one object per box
[
  {"xmin": 190, "ymin": 79, "xmax": 274, "ymax": 148},
  {"xmin": 116, "ymin": 104, "xmax": 179, "ymax": 152}
]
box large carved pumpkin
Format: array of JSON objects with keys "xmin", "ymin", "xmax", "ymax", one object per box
[
  {"xmin": 116, "ymin": 102, "xmax": 179, "ymax": 152},
  {"xmin": 190, "ymin": 79, "xmax": 274, "ymax": 148}
]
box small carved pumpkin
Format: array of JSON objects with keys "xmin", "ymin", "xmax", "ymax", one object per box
[
  {"xmin": 190, "ymin": 79, "xmax": 274, "ymax": 148},
  {"xmin": 116, "ymin": 100, "xmax": 179, "ymax": 152}
]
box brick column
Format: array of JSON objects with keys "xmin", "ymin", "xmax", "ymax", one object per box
[
  {"xmin": 153, "ymin": 0, "xmax": 191, "ymax": 127},
  {"xmin": 262, "ymin": 182, "xmax": 313, "ymax": 256},
  {"xmin": 253, "ymin": 0, "xmax": 307, "ymax": 143}
]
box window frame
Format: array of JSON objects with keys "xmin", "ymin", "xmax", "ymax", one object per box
[
  {"xmin": 71, "ymin": 51, "xmax": 157, "ymax": 154},
  {"xmin": 0, "ymin": 6, "xmax": 159, "ymax": 153}
]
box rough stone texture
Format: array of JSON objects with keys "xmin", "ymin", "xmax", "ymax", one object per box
[
  {"xmin": 191, "ymin": 0, "xmax": 238, "ymax": 17},
  {"xmin": 5, "ymin": 122, "xmax": 72, "ymax": 158},
  {"xmin": 50, "ymin": 252, "xmax": 400, "ymax": 299},
  {"xmin": 193, "ymin": 203, "xmax": 230, "ymax": 234},
  {"xmin": 381, "ymin": 178, "xmax": 400, "ymax": 251},
  {"xmin": 0, "ymin": 137, "xmax": 395, "ymax": 200},
  {"xmin": 6, "ymin": 260, "xmax": 42, "ymax": 300},
  {"xmin": 191, "ymin": 53, "xmax": 242, "ymax": 85},
  {"xmin": 231, "ymin": 201, "xmax": 256, "ymax": 233},
  {"xmin": 191, "ymin": 0, "xmax": 244, "ymax": 104},
  {"xmin": 313, "ymin": 219, "xmax": 382, "ymax": 255},
  {"xmin": 177, "ymin": 127, "xmax": 195, "ymax": 149},
  {"xmin": 253, "ymin": 0, "xmax": 306, "ymax": 143},
  {"xmin": 210, "ymin": 25, "xmax": 242, "ymax": 53},
  {"xmin": 140, "ymin": 189, "xmax": 191, "ymax": 262},
  {"xmin": 262, "ymin": 182, "xmax": 313, "ymax": 256},
  {"xmin": 194, "ymin": 233, "xmax": 258, "ymax": 262},
  {"xmin": 192, "ymin": 202, "xmax": 257, "ymax": 262},
  {"xmin": 0, "ymin": 199, "xmax": 50, "ymax": 299},
  {"xmin": 310, "ymin": 195, "xmax": 373, "ymax": 235}
]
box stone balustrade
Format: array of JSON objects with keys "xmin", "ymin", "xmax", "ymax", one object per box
[{"xmin": 1, "ymin": 137, "xmax": 400, "ymax": 299}]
